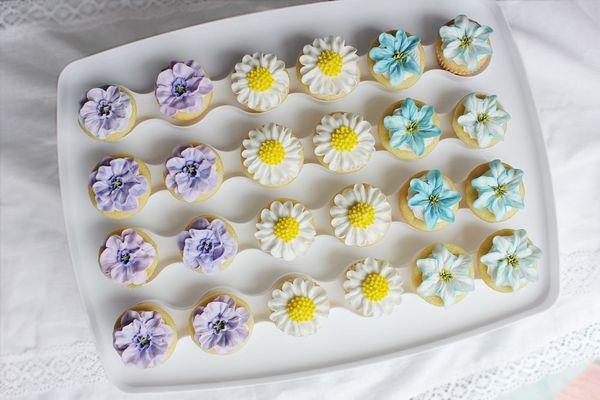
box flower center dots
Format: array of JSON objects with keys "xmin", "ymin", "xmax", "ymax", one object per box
[
  {"xmin": 331, "ymin": 125, "xmax": 359, "ymax": 152},
  {"xmin": 316, "ymin": 50, "xmax": 343, "ymax": 77},
  {"xmin": 493, "ymin": 185, "xmax": 507, "ymax": 198},
  {"xmin": 506, "ymin": 254, "xmax": 519, "ymax": 268},
  {"xmin": 348, "ymin": 202, "xmax": 376, "ymax": 229},
  {"xmin": 460, "ymin": 36, "xmax": 473, "ymax": 49},
  {"xmin": 258, "ymin": 139, "xmax": 285, "ymax": 165},
  {"xmin": 198, "ymin": 239, "xmax": 213, "ymax": 254},
  {"xmin": 135, "ymin": 335, "xmax": 151, "ymax": 349},
  {"xmin": 393, "ymin": 51, "xmax": 407, "ymax": 61},
  {"xmin": 273, "ymin": 216, "xmax": 300, "ymax": 243},
  {"xmin": 406, "ymin": 120, "xmax": 419, "ymax": 134},
  {"xmin": 428, "ymin": 194, "xmax": 439, "ymax": 205},
  {"xmin": 97, "ymin": 100, "xmax": 112, "ymax": 116},
  {"xmin": 212, "ymin": 320, "xmax": 226, "ymax": 334},
  {"xmin": 118, "ymin": 251, "xmax": 130, "ymax": 264},
  {"xmin": 111, "ymin": 177, "xmax": 123, "ymax": 189},
  {"xmin": 362, "ymin": 273, "xmax": 390, "ymax": 301},
  {"xmin": 477, "ymin": 113, "xmax": 489, "ymax": 123},
  {"xmin": 286, "ymin": 296, "xmax": 316, "ymax": 322},
  {"xmin": 247, "ymin": 67, "xmax": 275, "ymax": 92},
  {"xmin": 184, "ymin": 164, "xmax": 197, "ymax": 176},
  {"xmin": 439, "ymin": 269, "xmax": 454, "ymax": 282}
]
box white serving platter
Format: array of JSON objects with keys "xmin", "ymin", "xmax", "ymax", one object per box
[{"xmin": 57, "ymin": 0, "xmax": 559, "ymax": 393}]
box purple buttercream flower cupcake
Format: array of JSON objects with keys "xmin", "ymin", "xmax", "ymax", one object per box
[
  {"xmin": 113, "ymin": 304, "xmax": 177, "ymax": 369},
  {"xmin": 189, "ymin": 294, "xmax": 253, "ymax": 355},
  {"xmin": 88, "ymin": 155, "xmax": 151, "ymax": 219},
  {"xmin": 99, "ymin": 228, "xmax": 158, "ymax": 286},
  {"xmin": 155, "ymin": 60, "xmax": 214, "ymax": 122},
  {"xmin": 164, "ymin": 143, "xmax": 223, "ymax": 203},
  {"xmin": 79, "ymin": 85, "xmax": 137, "ymax": 141}
]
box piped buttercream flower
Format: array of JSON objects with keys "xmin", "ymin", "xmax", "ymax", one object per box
[
  {"xmin": 457, "ymin": 93, "xmax": 510, "ymax": 147},
  {"xmin": 155, "ymin": 60, "xmax": 213, "ymax": 117},
  {"xmin": 100, "ymin": 229, "xmax": 156, "ymax": 285},
  {"xmin": 369, "ymin": 30, "xmax": 421, "ymax": 86},
  {"xmin": 407, "ymin": 170, "xmax": 461, "ymax": 230},
  {"xmin": 89, "ymin": 157, "xmax": 148, "ymax": 212},
  {"xmin": 79, "ymin": 86, "xmax": 134, "ymax": 139},
  {"xmin": 471, "ymin": 159, "xmax": 524, "ymax": 221},
  {"xmin": 165, "ymin": 144, "xmax": 221, "ymax": 202},
  {"xmin": 439, "ymin": 15, "xmax": 493, "ymax": 71}
]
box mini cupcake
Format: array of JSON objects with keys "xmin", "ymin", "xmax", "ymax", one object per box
[
  {"xmin": 99, "ymin": 228, "xmax": 158, "ymax": 286},
  {"xmin": 88, "ymin": 155, "xmax": 151, "ymax": 219},
  {"xmin": 164, "ymin": 143, "xmax": 223, "ymax": 203},
  {"xmin": 231, "ymin": 53, "xmax": 290, "ymax": 112},
  {"xmin": 330, "ymin": 183, "xmax": 392, "ymax": 247},
  {"xmin": 368, "ymin": 30, "xmax": 425, "ymax": 90},
  {"xmin": 189, "ymin": 293, "xmax": 253, "ymax": 355},
  {"xmin": 436, "ymin": 14, "xmax": 493, "ymax": 76},
  {"xmin": 378, "ymin": 98, "xmax": 442, "ymax": 160},
  {"xmin": 413, "ymin": 243, "xmax": 474, "ymax": 307},
  {"xmin": 452, "ymin": 93, "xmax": 510, "ymax": 148},
  {"xmin": 113, "ymin": 303, "xmax": 177, "ymax": 369},
  {"xmin": 343, "ymin": 257, "xmax": 403, "ymax": 317},
  {"xmin": 399, "ymin": 170, "xmax": 462, "ymax": 231},
  {"xmin": 241, "ymin": 123, "xmax": 303, "ymax": 187},
  {"xmin": 177, "ymin": 216, "xmax": 238, "ymax": 274},
  {"xmin": 79, "ymin": 85, "xmax": 137, "ymax": 141},
  {"xmin": 313, "ymin": 112, "xmax": 375, "ymax": 173},
  {"xmin": 478, "ymin": 229, "xmax": 541, "ymax": 292},
  {"xmin": 255, "ymin": 199, "xmax": 316, "ymax": 261},
  {"xmin": 297, "ymin": 36, "xmax": 360, "ymax": 101},
  {"xmin": 465, "ymin": 159, "xmax": 525, "ymax": 222},
  {"xmin": 155, "ymin": 60, "xmax": 213, "ymax": 122},
  {"xmin": 268, "ymin": 276, "xmax": 329, "ymax": 336}
]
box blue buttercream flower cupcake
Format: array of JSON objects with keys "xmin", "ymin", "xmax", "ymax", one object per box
[
  {"xmin": 453, "ymin": 93, "xmax": 511, "ymax": 148},
  {"xmin": 378, "ymin": 98, "xmax": 442, "ymax": 160},
  {"xmin": 399, "ymin": 169, "xmax": 462, "ymax": 231},
  {"xmin": 477, "ymin": 229, "xmax": 541, "ymax": 292},
  {"xmin": 436, "ymin": 14, "xmax": 493, "ymax": 76},
  {"xmin": 465, "ymin": 159, "xmax": 525, "ymax": 222},
  {"xmin": 367, "ymin": 30, "xmax": 425, "ymax": 90}
]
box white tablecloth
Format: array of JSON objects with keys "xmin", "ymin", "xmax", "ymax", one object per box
[{"xmin": 1, "ymin": 0, "xmax": 599, "ymax": 398}]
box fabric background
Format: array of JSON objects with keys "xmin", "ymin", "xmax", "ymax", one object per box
[{"xmin": 1, "ymin": 0, "xmax": 599, "ymax": 398}]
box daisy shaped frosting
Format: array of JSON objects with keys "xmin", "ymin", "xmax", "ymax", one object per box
[
  {"xmin": 79, "ymin": 85, "xmax": 134, "ymax": 140},
  {"xmin": 313, "ymin": 112, "xmax": 375, "ymax": 173},
  {"xmin": 471, "ymin": 159, "xmax": 524, "ymax": 221},
  {"xmin": 457, "ymin": 93, "xmax": 510, "ymax": 147},
  {"xmin": 255, "ymin": 200, "xmax": 316, "ymax": 261},
  {"xmin": 416, "ymin": 244, "xmax": 474, "ymax": 307},
  {"xmin": 480, "ymin": 230, "xmax": 541, "ymax": 291},
  {"xmin": 439, "ymin": 15, "xmax": 493, "ymax": 71},
  {"xmin": 330, "ymin": 183, "xmax": 392, "ymax": 247},
  {"xmin": 407, "ymin": 170, "xmax": 461, "ymax": 230},
  {"xmin": 369, "ymin": 30, "xmax": 421, "ymax": 86},
  {"xmin": 343, "ymin": 258, "xmax": 403, "ymax": 317},
  {"xmin": 241, "ymin": 123, "xmax": 303, "ymax": 187},
  {"xmin": 268, "ymin": 277, "xmax": 329, "ymax": 336},
  {"xmin": 231, "ymin": 53, "xmax": 290, "ymax": 112},
  {"xmin": 298, "ymin": 36, "xmax": 359, "ymax": 99}
]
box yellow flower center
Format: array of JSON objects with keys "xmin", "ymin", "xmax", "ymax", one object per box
[
  {"xmin": 246, "ymin": 66, "xmax": 274, "ymax": 92},
  {"xmin": 316, "ymin": 50, "xmax": 343, "ymax": 77},
  {"xmin": 286, "ymin": 296, "xmax": 316, "ymax": 322},
  {"xmin": 361, "ymin": 273, "xmax": 390, "ymax": 301},
  {"xmin": 258, "ymin": 139, "xmax": 285, "ymax": 165},
  {"xmin": 273, "ymin": 216, "xmax": 300, "ymax": 243},
  {"xmin": 348, "ymin": 202, "xmax": 375, "ymax": 229},
  {"xmin": 331, "ymin": 125, "xmax": 358, "ymax": 152}
]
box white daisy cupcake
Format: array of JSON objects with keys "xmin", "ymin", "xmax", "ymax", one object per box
[
  {"xmin": 230, "ymin": 53, "xmax": 290, "ymax": 112},
  {"xmin": 268, "ymin": 277, "xmax": 329, "ymax": 337},
  {"xmin": 313, "ymin": 112, "xmax": 376, "ymax": 173},
  {"xmin": 241, "ymin": 123, "xmax": 304, "ymax": 187},
  {"xmin": 255, "ymin": 199, "xmax": 316, "ymax": 261},
  {"xmin": 343, "ymin": 258, "xmax": 404, "ymax": 317},
  {"xmin": 330, "ymin": 183, "xmax": 392, "ymax": 247},
  {"xmin": 297, "ymin": 36, "xmax": 360, "ymax": 101}
]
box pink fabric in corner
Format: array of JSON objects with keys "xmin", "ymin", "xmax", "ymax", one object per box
[{"xmin": 556, "ymin": 364, "xmax": 600, "ymax": 400}]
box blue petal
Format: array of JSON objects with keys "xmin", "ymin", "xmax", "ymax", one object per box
[
  {"xmin": 378, "ymin": 32, "xmax": 396, "ymax": 50},
  {"xmin": 436, "ymin": 204, "xmax": 456, "ymax": 223},
  {"xmin": 411, "ymin": 134, "xmax": 425, "ymax": 156},
  {"xmin": 369, "ymin": 47, "xmax": 394, "ymax": 62},
  {"xmin": 373, "ymin": 58, "xmax": 394, "ymax": 74},
  {"xmin": 407, "ymin": 193, "xmax": 429, "ymax": 207},
  {"xmin": 409, "ymin": 177, "xmax": 432, "ymax": 195},
  {"xmin": 401, "ymin": 98, "xmax": 418, "ymax": 120},
  {"xmin": 401, "ymin": 34, "xmax": 421, "ymax": 53},
  {"xmin": 423, "ymin": 206, "xmax": 439, "ymax": 229},
  {"xmin": 438, "ymin": 190, "xmax": 461, "ymax": 207},
  {"xmin": 415, "ymin": 124, "xmax": 441, "ymax": 139},
  {"xmin": 403, "ymin": 57, "xmax": 421, "ymax": 76},
  {"xmin": 389, "ymin": 131, "xmax": 409, "ymax": 148},
  {"xmin": 383, "ymin": 115, "xmax": 406, "ymax": 130}
]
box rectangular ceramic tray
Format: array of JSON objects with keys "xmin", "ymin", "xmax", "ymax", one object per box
[{"xmin": 57, "ymin": 0, "xmax": 559, "ymax": 393}]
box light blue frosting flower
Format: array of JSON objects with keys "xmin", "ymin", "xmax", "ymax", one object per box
[
  {"xmin": 480, "ymin": 229, "xmax": 541, "ymax": 291},
  {"xmin": 416, "ymin": 244, "xmax": 474, "ymax": 307},
  {"xmin": 369, "ymin": 30, "xmax": 421, "ymax": 86},
  {"xmin": 472, "ymin": 159, "xmax": 524, "ymax": 221},
  {"xmin": 457, "ymin": 93, "xmax": 510, "ymax": 147},
  {"xmin": 439, "ymin": 14, "xmax": 493, "ymax": 71},
  {"xmin": 383, "ymin": 98, "xmax": 441, "ymax": 156},
  {"xmin": 408, "ymin": 170, "xmax": 461, "ymax": 229}
]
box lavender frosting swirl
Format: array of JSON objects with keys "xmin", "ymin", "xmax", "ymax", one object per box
[
  {"xmin": 89, "ymin": 157, "xmax": 148, "ymax": 212},
  {"xmin": 165, "ymin": 144, "xmax": 219, "ymax": 202},
  {"xmin": 79, "ymin": 86, "xmax": 132, "ymax": 139},
  {"xmin": 177, "ymin": 218, "xmax": 237, "ymax": 274},
  {"xmin": 100, "ymin": 229, "xmax": 156, "ymax": 285},
  {"xmin": 155, "ymin": 60, "xmax": 213, "ymax": 117}
]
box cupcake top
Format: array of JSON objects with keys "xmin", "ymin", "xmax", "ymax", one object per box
[
  {"xmin": 439, "ymin": 15, "xmax": 493, "ymax": 72},
  {"xmin": 383, "ymin": 98, "xmax": 441, "ymax": 157},
  {"xmin": 416, "ymin": 244, "xmax": 474, "ymax": 307},
  {"xmin": 343, "ymin": 258, "xmax": 403, "ymax": 317},
  {"xmin": 100, "ymin": 229, "xmax": 156, "ymax": 286},
  {"xmin": 471, "ymin": 159, "xmax": 524, "ymax": 221},
  {"xmin": 313, "ymin": 112, "xmax": 375, "ymax": 173},
  {"xmin": 298, "ymin": 36, "xmax": 359, "ymax": 98},
  {"xmin": 165, "ymin": 144, "xmax": 220, "ymax": 202},
  {"xmin": 369, "ymin": 30, "xmax": 421, "ymax": 86},
  {"xmin": 178, "ymin": 217, "xmax": 238, "ymax": 274},
  {"xmin": 268, "ymin": 277, "xmax": 329, "ymax": 336},
  {"xmin": 113, "ymin": 308, "xmax": 175, "ymax": 369},
  {"xmin": 231, "ymin": 53, "xmax": 290, "ymax": 111},
  {"xmin": 241, "ymin": 123, "xmax": 303, "ymax": 187},
  {"xmin": 191, "ymin": 295, "xmax": 250, "ymax": 354},
  {"xmin": 480, "ymin": 230, "xmax": 541, "ymax": 291},
  {"xmin": 330, "ymin": 183, "xmax": 391, "ymax": 247},
  {"xmin": 79, "ymin": 86, "xmax": 134, "ymax": 139},
  {"xmin": 155, "ymin": 60, "xmax": 213, "ymax": 117},
  {"xmin": 457, "ymin": 93, "xmax": 510, "ymax": 147},
  {"xmin": 89, "ymin": 156, "xmax": 148, "ymax": 213},
  {"xmin": 407, "ymin": 170, "xmax": 461, "ymax": 230}
]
